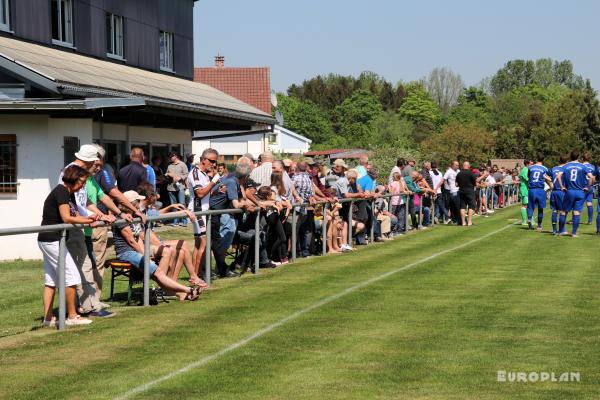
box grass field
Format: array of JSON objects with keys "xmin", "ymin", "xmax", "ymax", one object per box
[{"xmin": 1, "ymin": 206, "xmax": 599, "ymax": 399}]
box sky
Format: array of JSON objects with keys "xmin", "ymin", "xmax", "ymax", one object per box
[{"xmin": 193, "ymin": 0, "xmax": 600, "ymax": 93}]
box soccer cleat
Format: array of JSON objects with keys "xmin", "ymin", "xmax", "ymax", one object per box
[{"xmin": 527, "ymin": 221, "xmax": 533, "ymax": 230}]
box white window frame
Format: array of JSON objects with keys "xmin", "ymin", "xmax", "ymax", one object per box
[
  {"xmin": 51, "ymin": 0, "xmax": 74, "ymax": 47},
  {"xmin": 0, "ymin": 0, "xmax": 10, "ymax": 32},
  {"xmin": 106, "ymin": 13, "xmax": 124, "ymax": 60},
  {"xmin": 159, "ymin": 31, "xmax": 174, "ymax": 72}
]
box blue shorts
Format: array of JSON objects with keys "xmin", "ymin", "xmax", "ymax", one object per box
[
  {"xmin": 528, "ymin": 188, "xmax": 547, "ymax": 210},
  {"xmin": 117, "ymin": 250, "xmax": 158, "ymax": 275},
  {"xmin": 549, "ymin": 191, "xmax": 564, "ymax": 211},
  {"xmin": 563, "ymin": 190, "xmax": 585, "ymax": 213},
  {"xmin": 584, "ymin": 188, "xmax": 594, "ymax": 203}
]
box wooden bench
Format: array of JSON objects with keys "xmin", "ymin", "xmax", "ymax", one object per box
[{"xmin": 107, "ymin": 259, "xmax": 143, "ymax": 305}]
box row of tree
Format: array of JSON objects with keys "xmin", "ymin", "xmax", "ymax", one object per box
[{"xmin": 275, "ymin": 59, "xmax": 600, "ymax": 173}]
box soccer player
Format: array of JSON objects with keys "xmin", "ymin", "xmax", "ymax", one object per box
[
  {"xmin": 519, "ymin": 160, "xmax": 532, "ymax": 225},
  {"xmin": 549, "ymin": 155, "xmax": 567, "ymax": 234},
  {"xmin": 556, "ymin": 151, "xmax": 594, "ymax": 237},
  {"xmin": 527, "ymin": 154, "xmax": 552, "ymax": 231},
  {"xmin": 582, "ymin": 152, "xmax": 596, "ymax": 224}
]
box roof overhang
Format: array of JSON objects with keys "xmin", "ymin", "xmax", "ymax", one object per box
[
  {"xmin": 0, "ymin": 36, "xmax": 275, "ymax": 126},
  {"xmin": 0, "ymin": 97, "xmax": 146, "ymax": 110}
]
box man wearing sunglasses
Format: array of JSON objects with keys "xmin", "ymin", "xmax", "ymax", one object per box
[{"xmin": 188, "ymin": 148, "xmax": 221, "ymax": 276}]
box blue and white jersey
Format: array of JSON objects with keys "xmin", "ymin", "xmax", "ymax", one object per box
[
  {"xmin": 550, "ymin": 165, "xmax": 564, "ymax": 191},
  {"xmin": 528, "ymin": 164, "xmax": 549, "ymax": 190},
  {"xmin": 563, "ymin": 162, "xmax": 589, "ymax": 191},
  {"xmin": 583, "ymin": 162, "xmax": 595, "ymax": 188}
]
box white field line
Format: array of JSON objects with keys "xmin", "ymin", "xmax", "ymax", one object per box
[{"xmin": 115, "ymin": 222, "xmax": 515, "ymax": 400}]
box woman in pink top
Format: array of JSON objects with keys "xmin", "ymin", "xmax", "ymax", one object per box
[{"xmin": 389, "ymin": 172, "xmax": 409, "ymax": 234}]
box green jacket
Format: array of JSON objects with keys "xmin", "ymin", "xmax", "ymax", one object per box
[{"xmin": 403, "ymin": 176, "xmax": 423, "ymax": 194}]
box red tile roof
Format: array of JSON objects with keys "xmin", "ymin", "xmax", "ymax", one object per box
[
  {"xmin": 304, "ymin": 149, "xmax": 351, "ymax": 156},
  {"xmin": 194, "ymin": 67, "xmax": 272, "ymax": 115}
]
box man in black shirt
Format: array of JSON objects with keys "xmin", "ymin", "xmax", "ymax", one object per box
[
  {"xmin": 118, "ymin": 147, "xmax": 148, "ymax": 192},
  {"xmin": 456, "ymin": 161, "xmax": 486, "ymax": 226}
]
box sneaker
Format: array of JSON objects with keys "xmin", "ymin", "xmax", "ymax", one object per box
[
  {"xmin": 65, "ymin": 316, "xmax": 93, "ymax": 326},
  {"xmin": 42, "ymin": 317, "xmax": 56, "ymax": 327},
  {"xmin": 527, "ymin": 221, "xmax": 533, "ymax": 230},
  {"xmin": 487, "ymin": 209, "xmax": 495, "ymax": 214},
  {"xmin": 536, "ymin": 226, "xmax": 543, "ymax": 232},
  {"xmin": 88, "ymin": 309, "xmax": 116, "ymax": 318}
]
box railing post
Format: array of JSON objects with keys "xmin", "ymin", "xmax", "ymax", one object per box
[
  {"xmin": 58, "ymin": 228, "xmax": 67, "ymax": 331},
  {"xmin": 291, "ymin": 207, "xmax": 297, "ymax": 261},
  {"xmin": 418, "ymin": 196, "xmax": 423, "ymax": 229},
  {"xmin": 348, "ymin": 199, "xmax": 353, "ymax": 246},
  {"xmin": 204, "ymin": 215, "xmax": 211, "ymax": 286},
  {"xmin": 322, "ymin": 202, "xmax": 328, "ymax": 256},
  {"xmin": 143, "ymin": 221, "xmax": 151, "ymax": 307},
  {"xmin": 254, "ymin": 209, "xmax": 260, "ymax": 274},
  {"xmin": 370, "ymin": 198, "xmax": 375, "ymax": 243},
  {"xmin": 404, "ymin": 194, "xmax": 409, "ymax": 233}
]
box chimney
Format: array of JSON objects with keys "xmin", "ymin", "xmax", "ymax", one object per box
[{"xmin": 215, "ymin": 54, "xmax": 225, "ymax": 68}]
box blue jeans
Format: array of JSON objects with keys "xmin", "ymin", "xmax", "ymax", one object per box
[
  {"xmin": 168, "ymin": 189, "xmax": 187, "ymax": 226},
  {"xmin": 220, "ymin": 213, "xmax": 237, "ymax": 251}
]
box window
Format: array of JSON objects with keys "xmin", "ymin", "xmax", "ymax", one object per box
[
  {"xmin": 51, "ymin": 0, "xmax": 73, "ymax": 46},
  {"xmin": 63, "ymin": 136, "xmax": 79, "ymax": 167},
  {"xmin": 268, "ymin": 133, "xmax": 278, "ymax": 144},
  {"xmin": 106, "ymin": 13, "xmax": 124, "ymax": 59},
  {"xmin": 0, "ymin": 0, "xmax": 10, "ymax": 31},
  {"xmin": 159, "ymin": 31, "xmax": 173, "ymax": 71},
  {"xmin": 0, "ymin": 134, "xmax": 17, "ymax": 195}
]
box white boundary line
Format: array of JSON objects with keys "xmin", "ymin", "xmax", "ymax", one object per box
[{"xmin": 115, "ymin": 222, "xmax": 514, "ymax": 400}]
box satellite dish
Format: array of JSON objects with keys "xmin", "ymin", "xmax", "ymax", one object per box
[
  {"xmin": 275, "ymin": 110, "xmax": 284, "ymax": 126},
  {"xmin": 271, "ymin": 91, "xmax": 278, "ymax": 108}
]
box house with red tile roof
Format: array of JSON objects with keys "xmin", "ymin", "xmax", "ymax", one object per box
[{"xmin": 192, "ymin": 56, "xmax": 312, "ymax": 160}]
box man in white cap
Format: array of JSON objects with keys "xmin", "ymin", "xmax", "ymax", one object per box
[{"xmin": 59, "ymin": 144, "xmax": 117, "ymax": 317}]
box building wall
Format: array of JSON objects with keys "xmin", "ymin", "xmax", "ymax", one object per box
[
  {"xmin": 9, "ymin": 0, "xmax": 194, "ymax": 79},
  {"xmin": 0, "ymin": 117, "xmax": 192, "ymax": 261},
  {"xmin": 0, "ymin": 116, "xmax": 93, "ymax": 260},
  {"xmin": 192, "ymin": 132, "xmax": 266, "ymax": 161}
]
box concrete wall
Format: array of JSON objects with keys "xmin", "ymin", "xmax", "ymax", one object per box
[
  {"xmin": 192, "ymin": 132, "xmax": 266, "ymax": 160},
  {"xmin": 0, "ymin": 116, "xmax": 93, "ymax": 260}
]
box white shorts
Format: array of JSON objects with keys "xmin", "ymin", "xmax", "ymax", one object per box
[{"xmin": 38, "ymin": 240, "xmax": 82, "ymax": 287}]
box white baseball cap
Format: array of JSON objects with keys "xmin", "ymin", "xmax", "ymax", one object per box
[
  {"xmin": 74, "ymin": 144, "xmax": 100, "ymax": 162},
  {"xmin": 123, "ymin": 190, "xmax": 146, "ymax": 203}
]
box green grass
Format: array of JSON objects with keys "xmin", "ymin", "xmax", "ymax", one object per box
[{"xmin": 1, "ymin": 207, "xmax": 599, "ymax": 399}]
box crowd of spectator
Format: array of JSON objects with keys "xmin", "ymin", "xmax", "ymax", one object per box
[{"xmin": 38, "ymin": 145, "xmax": 521, "ymax": 327}]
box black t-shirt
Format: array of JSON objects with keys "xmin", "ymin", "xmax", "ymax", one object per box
[
  {"xmin": 456, "ymin": 169, "xmax": 476, "ymax": 194},
  {"xmin": 38, "ymin": 185, "xmax": 76, "ymax": 242},
  {"xmin": 118, "ymin": 161, "xmax": 147, "ymax": 192}
]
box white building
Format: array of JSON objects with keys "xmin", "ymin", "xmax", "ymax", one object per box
[
  {"xmin": 192, "ymin": 124, "xmax": 311, "ymax": 162},
  {"xmin": 0, "ymin": 36, "xmax": 273, "ymax": 261}
]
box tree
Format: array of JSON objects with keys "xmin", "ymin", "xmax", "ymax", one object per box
[
  {"xmin": 421, "ymin": 123, "xmax": 495, "ymax": 168},
  {"xmin": 577, "ymin": 80, "xmax": 600, "ymax": 154},
  {"xmin": 275, "ymin": 93, "xmax": 337, "ymax": 146},
  {"xmin": 425, "ymin": 67, "xmax": 464, "ymax": 113},
  {"xmin": 490, "ymin": 59, "xmax": 584, "ymax": 96},
  {"xmin": 334, "ymin": 89, "xmax": 383, "ymax": 147},
  {"xmin": 370, "ymin": 111, "xmax": 415, "ymax": 150},
  {"xmin": 398, "ymin": 83, "xmax": 440, "ymax": 142}
]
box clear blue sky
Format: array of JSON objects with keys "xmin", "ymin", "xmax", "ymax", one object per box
[{"xmin": 193, "ymin": 0, "xmax": 600, "ymax": 93}]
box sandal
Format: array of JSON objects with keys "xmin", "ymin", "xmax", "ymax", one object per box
[{"xmin": 184, "ymin": 285, "xmax": 201, "ymax": 301}]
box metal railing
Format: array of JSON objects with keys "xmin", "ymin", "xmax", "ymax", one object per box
[{"xmin": 0, "ymin": 185, "xmax": 520, "ymax": 331}]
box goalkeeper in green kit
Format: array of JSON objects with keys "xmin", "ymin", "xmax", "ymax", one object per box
[{"xmin": 519, "ymin": 160, "xmax": 532, "ymax": 225}]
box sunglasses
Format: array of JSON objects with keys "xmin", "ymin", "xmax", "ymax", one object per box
[{"xmin": 204, "ymin": 158, "xmax": 217, "ymax": 164}]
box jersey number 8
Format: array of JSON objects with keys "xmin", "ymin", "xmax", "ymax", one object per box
[{"xmin": 570, "ymin": 169, "xmax": 578, "ymax": 182}]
